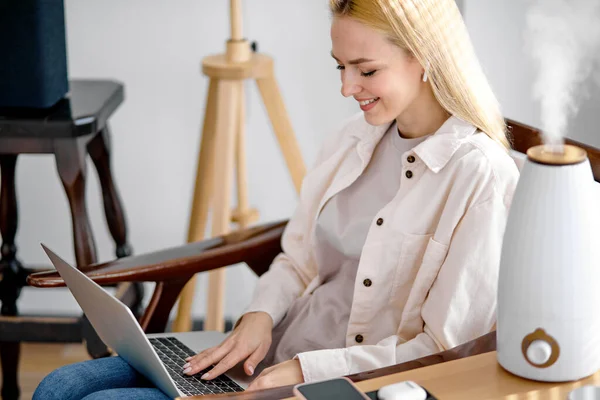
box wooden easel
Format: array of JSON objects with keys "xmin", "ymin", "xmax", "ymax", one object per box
[{"xmin": 172, "ymin": 0, "xmax": 306, "ymax": 333}]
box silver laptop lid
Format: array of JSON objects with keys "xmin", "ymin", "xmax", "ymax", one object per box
[{"xmin": 41, "ymin": 244, "xmax": 180, "ymax": 399}]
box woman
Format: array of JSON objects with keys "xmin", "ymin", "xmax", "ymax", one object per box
[{"xmin": 34, "ymin": 0, "xmax": 519, "ymax": 398}]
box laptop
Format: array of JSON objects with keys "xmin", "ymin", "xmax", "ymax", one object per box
[{"xmin": 41, "ymin": 244, "xmax": 254, "ymax": 398}]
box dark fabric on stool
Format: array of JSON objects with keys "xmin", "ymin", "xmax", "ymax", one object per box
[{"xmin": 0, "ymin": 0, "xmax": 69, "ymax": 108}]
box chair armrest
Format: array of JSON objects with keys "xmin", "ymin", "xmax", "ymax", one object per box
[{"xmin": 27, "ymin": 219, "xmax": 287, "ymax": 288}]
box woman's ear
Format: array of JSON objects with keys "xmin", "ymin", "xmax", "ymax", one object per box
[{"xmin": 422, "ymin": 61, "xmax": 430, "ymax": 83}]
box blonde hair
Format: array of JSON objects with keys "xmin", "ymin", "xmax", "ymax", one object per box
[{"xmin": 330, "ymin": 0, "xmax": 510, "ymax": 150}]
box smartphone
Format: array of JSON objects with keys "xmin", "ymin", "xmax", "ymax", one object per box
[{"xmin": 293, "ymin": 377, "xmax": 370, "ymax": 400}]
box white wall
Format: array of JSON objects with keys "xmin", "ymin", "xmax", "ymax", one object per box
[
  {"xmin": 463, "ymin": 0, "xmax": 600, "ymax": 147},
  {"xmin": 16, "ymin": 0, "xmax": 355, "ymax": 321}
]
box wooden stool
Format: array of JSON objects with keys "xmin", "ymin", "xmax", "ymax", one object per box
[
  {"xmin": 0, "ymin": 79, "xmax": 143, "ymax": 400},
  {"xmin": 172, "ymin": 0, "xmax": 306, "ymax": 333}
]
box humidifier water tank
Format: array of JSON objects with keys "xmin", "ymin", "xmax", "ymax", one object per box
[{"xmin": 497, "ymin": 144, "xmax": 600, "ymax": 382}]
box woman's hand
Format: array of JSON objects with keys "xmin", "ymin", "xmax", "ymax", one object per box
[
  {"xmin": 246, "ymin": 359, "xmax": 305, "ymax": 391},
  {"xmin": 182, "ymin": 311, "xmax": 273, "ymax": 379}
]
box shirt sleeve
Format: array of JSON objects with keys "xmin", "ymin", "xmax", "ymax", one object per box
[
  {"xmin": 240, "ymin": 116, "xmax": 356, "ymax": 327},
  {"xmin": 296, "ymin": 197, "xmax": 508, "ymax": 381},
  {"xmin": 241, "ymin": 198, "xmax": 317, "ymax": 327}
]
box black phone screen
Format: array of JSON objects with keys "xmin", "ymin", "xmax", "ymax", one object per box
[{"xmin": 296, "ymin": 378, "xmax": 366, "ymax": 400}]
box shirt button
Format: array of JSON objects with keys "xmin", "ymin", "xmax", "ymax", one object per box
[
  {"xmin": 355, "ymin": 334, "xmax": 364, "ymax": 343},
  {"xmin": 376, "ymin": 218, "xmax": 384, "ymax": 226},
  {"xmin": 363, "ymin": 279, "xmax": 372, "ymax": 287},
  {"xmin": 407, "ymin": 155, "xmax": 415, "ymax": 163},
  {"xmin": 405, "ymin": 170, "xmax": 413, "ymax": 179}
]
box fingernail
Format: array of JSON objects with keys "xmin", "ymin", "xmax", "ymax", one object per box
[
  {"xmin": 185, "ymin": 357, "xmax": 192, "ymax": 361},
  {"xmin": 183, "ymin": 363, "xmax": 190, "ymax": 369},
  {"xmin": 183, "ymin": 367, "xmax": 192, "ymax": 374},
  {"xmin": 248, "ymin": 366, "xmax": 254, "ymax": 375},
  {"xmin": 201, "ymin": 372, "xmax": 210, "ymax": 380}
]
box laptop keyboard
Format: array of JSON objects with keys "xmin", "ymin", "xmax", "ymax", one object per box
[{"xmin": 149, "ymin": 337, "xmax": 244, "ymax": 396}]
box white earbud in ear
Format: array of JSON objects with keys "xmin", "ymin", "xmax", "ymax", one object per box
[{"xmin": 422, "ymin": 61, "xmax": 430, "ymax": 83}]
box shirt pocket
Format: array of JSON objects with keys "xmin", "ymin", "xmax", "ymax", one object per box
[
  {"xmin": 389, "ymin": 235, "xmax": 449, "ymax": 313},
  {"xmin": 388, "ymin": 233, "xmax": 431, "ymax": 308},
  {"xmin": 396, "ymin": 237, "xmax": 449, "ymax": 339}
]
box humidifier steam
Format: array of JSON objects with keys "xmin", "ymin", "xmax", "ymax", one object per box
[{"xmin": 525, "ymin": 0, "xmax": 600, "ymax": 153}]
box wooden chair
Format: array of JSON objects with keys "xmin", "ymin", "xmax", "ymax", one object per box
[{"xmin": 26, "ymin": 119, "xmax": 600, "ymax": 400}]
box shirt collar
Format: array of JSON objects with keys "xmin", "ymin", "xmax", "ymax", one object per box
[
  {"xmin": 350, "ymin": 115, "xmax": 478, "ymax": 173},
  {"xmin": 413, "ymin": 116, "xmax": 478, "ymax": 173}
]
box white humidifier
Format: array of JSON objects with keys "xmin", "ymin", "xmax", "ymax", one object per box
[{"xmin": 497, "ymin": 144, "xmax": 600, "ymax": 382}]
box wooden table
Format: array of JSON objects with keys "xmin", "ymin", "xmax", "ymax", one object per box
[
  {"xmin": 331, "ymin": 352, "xmax": 600, "ymax": 400},
  {"xmin": 183, "ymin": 350, "xmax": 600, "ymax": 399}
]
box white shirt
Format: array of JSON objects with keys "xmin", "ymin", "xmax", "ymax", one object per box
[
  {"xmin": 243, "ymin": 113, "xmax": 520, "ymax": 382},
  {"xmin": 261, "ymin": 123, "xmax": 429, "ymax": 366}
]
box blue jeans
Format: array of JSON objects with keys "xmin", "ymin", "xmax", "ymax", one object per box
[{"xmin": 33, "ymin": 356, "xmax": 171, "ymax": 400}]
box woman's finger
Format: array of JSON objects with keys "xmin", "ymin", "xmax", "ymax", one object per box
[
  {"xmin": 187, "ymin": 346, "xmax": 216, "ymax": 368},
  {"xmin": 184, "ymin": 340, "xmax": 234, "ymax": 375},
  {"xmin": 185, "ymin": 346, "xmax": 211, "ymax": 363},
  {"xmin": 201, "ymin": 349, "xmax": 249, "ymax": 381},
  {"xmin": 243, "ymin": 341, "xmax": 270, "ymax": 376},
  {"xmin": 187, "ymin": 331, "xmax": 236, "ymax": 363}
]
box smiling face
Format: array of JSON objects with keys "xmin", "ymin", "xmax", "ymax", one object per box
[{"xmin": 330, "ymin": 16, "xmax": 426, "ymax": 126}]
